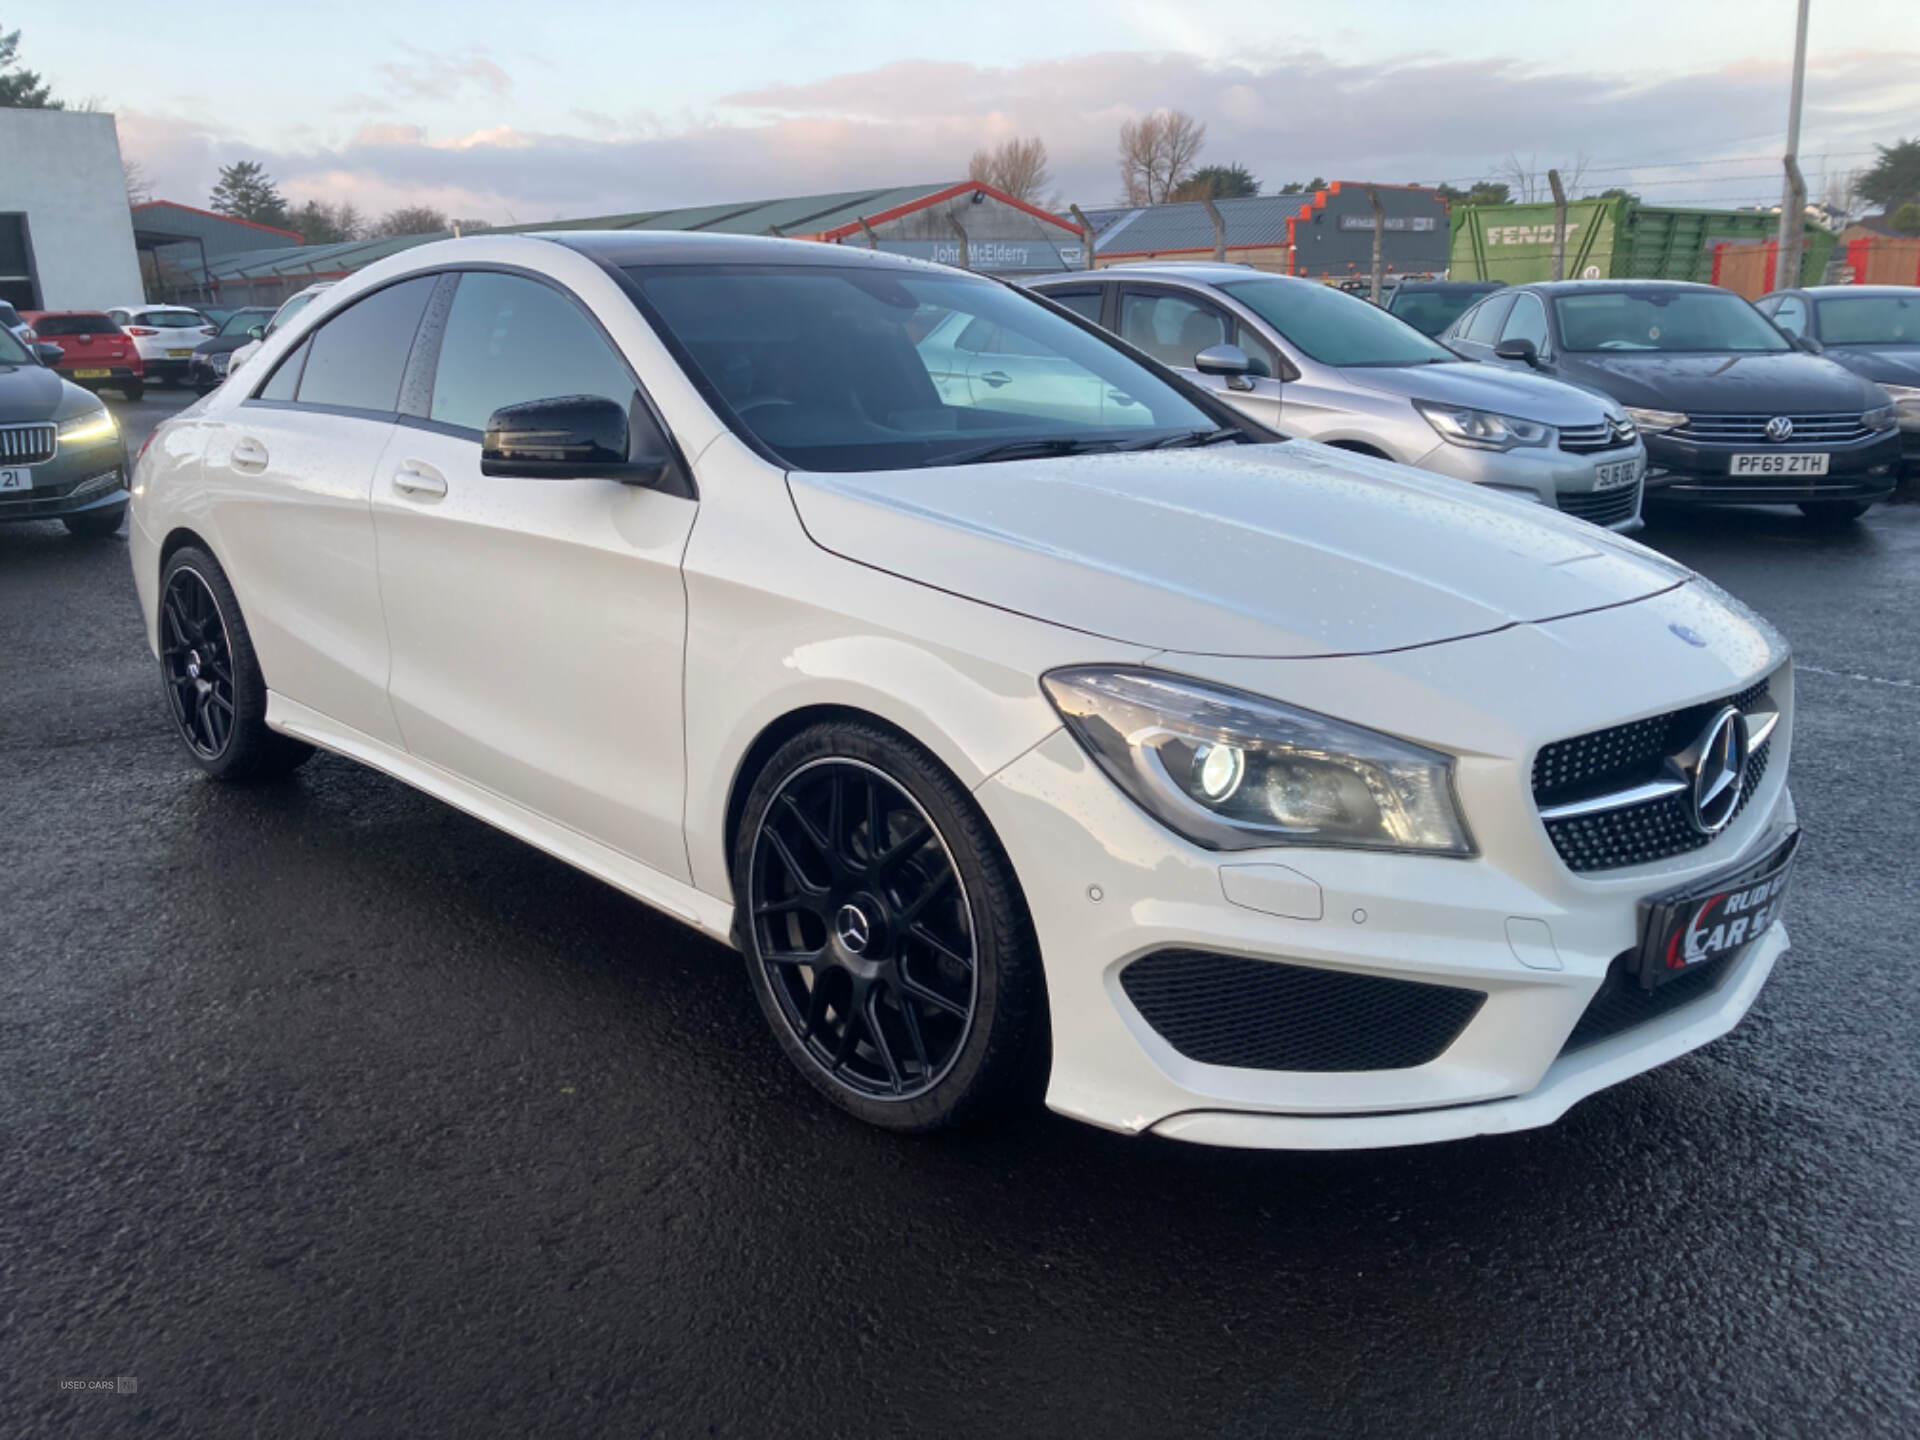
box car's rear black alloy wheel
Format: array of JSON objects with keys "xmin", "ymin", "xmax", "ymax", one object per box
[
  {"xmin": 749, "ymin": 758, "xmax": 978, "ymax": 1100},
  {"xmin": 160, "ymin": 567, "xmax": 236, "ymax": 759}
]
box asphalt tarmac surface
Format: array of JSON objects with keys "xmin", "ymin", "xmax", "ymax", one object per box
[{"xmin": 5, "ymin": 389, "xmax": 1917, "ymax": 1437}]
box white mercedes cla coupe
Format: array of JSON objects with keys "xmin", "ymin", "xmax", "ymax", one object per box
[{"xmin": 127, "ymin": 234, "xmax": 1800, "ymax": 1149}]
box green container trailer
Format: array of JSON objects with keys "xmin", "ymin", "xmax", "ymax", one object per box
[{"xmin": 1449, "ymin": 199, "xmax": 1834, "ymax": 286}]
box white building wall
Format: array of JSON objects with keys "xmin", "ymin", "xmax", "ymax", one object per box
[{"xmin": 0, "ymin": 109, "xmax": 145, "ymax": 308}]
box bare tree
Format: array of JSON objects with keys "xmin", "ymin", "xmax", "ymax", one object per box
[
  {"xmin": 1117, "ymin": 109, "xmax": 1207, "ymax": 206},
  {"xmin": 968, "ymin": 137, "xmax": 1054, "ymax": 206},
  {"xmin": 1499, "ymin": 152, "xmax": 1588, "ymax": 203},
  {"xmin": 123, "ymin": 156, "xmax": 152, "ymax": 207}
]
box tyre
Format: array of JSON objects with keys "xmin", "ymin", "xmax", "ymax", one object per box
[
  {"xmin": 157, "ymin": 546, "xmax": 314, "ymax": 781},
  {"xmin": 62, "ymin": 505, "xmax": 126, "ymax": 539},
  {"xmin": 1798, "ymin": 500, "xmax": 1873, "ymax": 525},
  {"xmin": 122, "ymin": 379, "xmax": 144, "ymax": 401},
  {"xmin": 733, "ymin": 720, "xmax": 1043, "ymax": 1132}
]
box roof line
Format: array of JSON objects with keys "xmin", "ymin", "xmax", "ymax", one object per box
[
  {"xmin": 133, "ymin": 200, "xmax": 304, "ymax": 242},
  {"xmin": 812, "ymin": 180, "xmax": 1080, "ymax": 241}
]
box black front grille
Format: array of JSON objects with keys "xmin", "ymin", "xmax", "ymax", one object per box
[
  {"xmin": 1534, "ymin": 679, "xmax": 1773, "ymax": 873},
  {"xmin": 1561, "ymin": 949, "xmax": 1737, "ymax": 1053},
  {"xmin": 1671, "ymin": 412, "xmax": 1871, "ymax": 445},
  {"xmin": 1558, "ymin": 419, "xmax": 1636, "ymax": 454},
  {"xmin": 0, "ymin": 422, "xmax": 56, "ymax": 465},
  {"xmin": 1558, "ymin": 480, "xmax": 1641, "ymax": 528},
  {"xmin": 1119, "ymin": 949, "xmax": 1485, "ymax": 1072}
]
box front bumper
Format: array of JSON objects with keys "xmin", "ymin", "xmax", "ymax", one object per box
[
  {"xmin": 1411, "ymin": 436, "xmax": 1647, "ymax": 531},
  {"xmin": 975, "ymin": 589, "xmax": 1796, "ymax": 1150},
  {"xmin": 189, "ymin": 353, "xmax": 231, "ymax": 391},
  {"xmin": 0, "ymin": 439, "xmax": 131, "ymax": 523},
  {"xmin": 1643, "ymin": 429, "xmax": 1901, "ymax": 504}
]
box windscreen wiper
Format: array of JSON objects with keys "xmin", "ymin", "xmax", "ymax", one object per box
[
  {"xmin": 943, "ymin": 436, "xmax": 1128, "ymax": 466},
  {"xmin": 1115, "ymin": 426, "xmax": 1247, "ymax": 451}
]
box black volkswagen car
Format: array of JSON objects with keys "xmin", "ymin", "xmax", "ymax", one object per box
[
  {"xmin": 189, "ymin": 306, "xmax": 275, "ymax": 394},
  {"xmin": 0, "ymin": 325, "xmax": 132, "ymax": 538},
  {"xmin": 1446, "ymin": 280, "xmax": 1901, "ymax": 523},
  {"xmin": 1755, "ymin": 285, "xmax": 1920, "ymax": 472}
]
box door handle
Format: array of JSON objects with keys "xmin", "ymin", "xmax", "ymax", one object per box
[
  {"xmin": 978, "ymin": 370, "xmax": 1012, "ymax": 387},
  {"xmin": 392, "ymin": 462, "xmax": 448, "ymax": 499},
  {"xmin": 231, "ymin": 437, "xmax": 268, "ymax": 473}
]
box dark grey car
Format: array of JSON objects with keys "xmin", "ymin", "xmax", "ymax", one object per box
[
  {"xmin": 1755, "ymin": 286, "xmax": 1920, "ymax": 471},
  {"xmin": 0, "ymin": 325, "xmax": 132, "ymax": 538}
]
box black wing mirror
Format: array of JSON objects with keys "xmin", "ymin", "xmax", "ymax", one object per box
[
  {"xmin": 482, "ymin": 394, "xmax": 676, "ymax": 487},
  {"xmin": 1193, "ymin": 343, "xmax": 1256, "ymax": 391},
  {"xmin": 1493, "ymin": 337, "xmax": 1541, "ymax": 367},
  {"xmin": 33, "ymin": 341, "xmax": 64, "ymax": 366},
  {"xmin": 1791, "ymin": 333, "xmax": 1824, "ymax": 356}
]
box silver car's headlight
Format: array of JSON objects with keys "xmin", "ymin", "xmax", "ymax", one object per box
[
  {"xmin": 57, "ymin": 408, "xmax": 118, "ymax": 446},
  {"xmin": 1413, "ymin": 400, "xmax": 1551, "ymax": 451},
  {"xmin": 1624, "ymin": 406, "xmax": 1689, "ymax": 434},
  {"xmin": 1041, "ymin": 667, "xmax": 1474, "ymax": 855}
]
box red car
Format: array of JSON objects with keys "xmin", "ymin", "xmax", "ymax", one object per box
[{"xmin": 20, "ymin": 311, "xmax": 145, "ymax": 400}]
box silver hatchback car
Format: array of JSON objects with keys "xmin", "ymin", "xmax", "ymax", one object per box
[{"xmin": 1023, "ymin": 263, "xmax": 1648, "ymax": 530}]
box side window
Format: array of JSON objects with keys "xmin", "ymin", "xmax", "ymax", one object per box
[
  {"xmin": 1463, "ymin": 293, "xmax": 1516, "ymax": 344},
  {"xmin": 1118, "ymin": 291, "xmax": 1228, "ymax": 368},
  {"xmin": 1043, "ymin": 289, "xmax": 1104, "ymax": 324},
  {"xmin": 1770, "ymin": 296, "xmax": 1807, "ymax": 337},
  {"xmin": 428, "ymin": 271, "xmax": 638, "ymax": 433},
  {"xmin": 293, "ymin": 276, "xmax": 436, "ymax": 415},
  {"xmin": 1501, "ymin": 294, "xmax": 1550, "ymax": 350},
  {"xmin": 256, "ymin": 336, "xmax": 310, "ymax": 402},
  {"xmin": 1233, "ymin": 322, "xmax": 1284, "ymax": 380}
]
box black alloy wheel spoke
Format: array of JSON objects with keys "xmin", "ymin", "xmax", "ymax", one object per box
[{"xmin": 750, "ymin": 759, "xmax": 979, "ymax": 1100}]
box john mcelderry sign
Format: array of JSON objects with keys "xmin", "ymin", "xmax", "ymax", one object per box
[{"xmin": 865, "ymin": 240, "xmax": 1085, "ymax": 272}]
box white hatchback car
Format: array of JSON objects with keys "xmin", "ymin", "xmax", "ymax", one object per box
[
  {"xmin": 106, "ymin": 304, "xmax": 214, "ymax": 385},
  {"xmin": 129, "ymin": 234, "xmax": 1800, "ymax": 1148}
]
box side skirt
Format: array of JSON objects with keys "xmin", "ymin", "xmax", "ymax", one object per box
[{"xmin": 265, "ymin": 692, "xmax": 737, "ymax": 944}]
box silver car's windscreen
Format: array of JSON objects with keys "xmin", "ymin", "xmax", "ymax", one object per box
[
  {"xmin": 1219, "ymin": 278, "xmax": 1459, "ymax": 367},
  {"xmin": 624, "ymin": 263, "xmax": 1226, "ymax": 472}
]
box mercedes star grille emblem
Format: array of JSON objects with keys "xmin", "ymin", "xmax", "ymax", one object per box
[
  {"xmin": 1764, "ymin": 415, "xmax": 1795, "ymax": 443},
  {"xmin": 1686, "ymin": 705, "xmax": 1749, "ymax": 835}
]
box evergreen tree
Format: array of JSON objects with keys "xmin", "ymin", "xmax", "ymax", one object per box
[{"xmin": 210, "ymin": 161, "xmax": 290, "ymax": 228}]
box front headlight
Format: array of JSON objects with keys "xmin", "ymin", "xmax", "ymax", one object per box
[
  {"xmin": 58, "ymin": 409, "xmax": 118, "ymax": 446},
  {"xmin": 210, "ymin": 353, "xmax": 231, "ymax": 375},
  {"xmin": 1041, "ymin": 667, "xmax": 1474, "ymax": 856},
  {"xmin": 1413, "ymin": 400, "xmax": 1551, "ymax": 451},
  {"xmin": 1881, "ymin": 384, "xmax": 1920, "ymax": 425},
  {"xmin": 1624, "ymin": 406, "xmax": 1689, "ymax": 434},
  {"xmin": 1862, "ymin": 404, "xmax": 1897, "ymax": 431}
]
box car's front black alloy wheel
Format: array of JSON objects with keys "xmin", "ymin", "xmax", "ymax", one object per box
[
  {"xmin": 749, "ymin": 758, "xmax": 978, "ymax": 1101},
  {"xmin": 161, "ymin": 565, "xmax": 237, "ymax": 759}
]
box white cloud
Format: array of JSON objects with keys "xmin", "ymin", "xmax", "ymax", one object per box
[{"xmin": 117, "ymin": 45, "xmax": 1920, "ymax": 225}]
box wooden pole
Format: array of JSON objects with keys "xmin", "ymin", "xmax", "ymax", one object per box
[
  {"xmin": 1201, "ymin": 194, "xmax": 1227, "ymax": 262},
  {"xmin": 1068, "ymin": 203, "xmax": 1096, "ymax": 270},
  {"xmin": 1548, "ymin": 168, "xmax": 1567, "ymax": 281},
  {"xmin": 1366, "ymin": 186, "xmax": 1385, "ymax": 304},
  {"xmin": 944, "ymin": 211, "xmax": 971, "ymax": 271}
]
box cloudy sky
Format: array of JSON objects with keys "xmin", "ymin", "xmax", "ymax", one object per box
[{"xmin": 16, "ymin": 0, "xmax": 1920, "ymax": 222}]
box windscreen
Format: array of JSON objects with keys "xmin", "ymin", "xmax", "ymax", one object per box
[
  {"xmin": 137, "ymin": 310, "xmax": 206, "ymax": 329},
  {"xmin": 1388, "ymin": 289, "xmax": 1493, "ymax": 337},
  {"xmin": 32, "ymin": 314, "xmax": 118, "ymax": 336},
  {"xmin": 269, "ymin": 291, "xmax": 320, "ymax": 333},
  {"xmin": 1815, "ymin": 293, "xmax": 1919, "ymax": 347},
  {"xmin": 219, "ymin": 311, "xmax": 269, "ymax": 337},
  {"xmin": 626, "ymin": 263, "xmax": 1225, "ymax": 472},
  {"xmin": 1554, "ymin": 289, "xmax": 1790, "ymax": 353},
  {"xmin": 1218, "ymin": 278, "xmax": 1456, "ymax": 366}
]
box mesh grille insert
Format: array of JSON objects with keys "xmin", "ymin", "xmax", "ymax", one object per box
[
  {"xmin": 1561, "ymin": 949, "xmax": 1737, "ymax": 1053},
  {"xmin": 1557, "ymin": 481, "xmax": 1641, "ymax": 528},
  {"xmin": 1119, "ymin": 949, "xmax": 1485, "ymax": 1072}
]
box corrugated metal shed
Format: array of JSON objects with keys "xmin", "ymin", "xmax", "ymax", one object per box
[
  {"xmin": 132, "ymin": 201, "xmax": 303, "ymax": 256},
  {"xmin": 1089, "ymin": 196, "xmax": 1299, "ymax": 256}
]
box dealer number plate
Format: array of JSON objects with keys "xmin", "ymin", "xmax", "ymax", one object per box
[
  {"xmin": 73, "ymin": 367, "xmax": 112, "ymax": 379},
  {"xmin": 167, "ymin": 348, "xmax": 193, "ymax": 358},
  {"xmin": 0, "ymin": 467, "xmax": 32, "ymax": 492},
  {"xmin": 1593, "ymin": 457, "xmax": 1642, "ymax": 491},
  {"xmin": 1731, "ymin": 452, "xmax": 1829, "ymax": 476}
]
